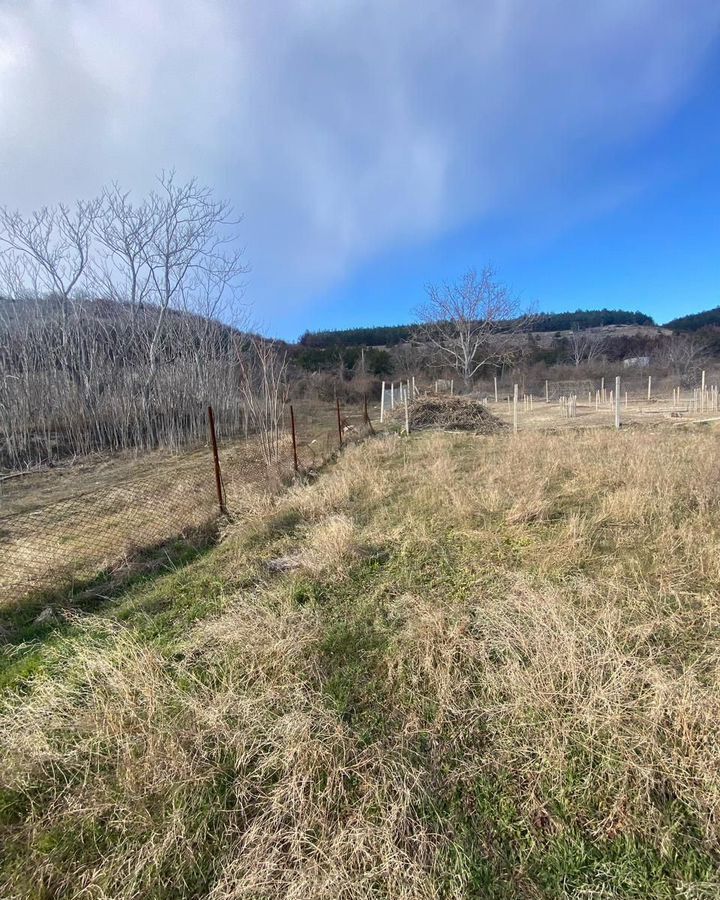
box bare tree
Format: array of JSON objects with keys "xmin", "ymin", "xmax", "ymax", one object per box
[
  {"xmin": 238, "ymin": 337, "xmax": 288, "ymax": 471},
  {"xmin": 138, "ymin": 172, "xmax": 248, "ymax": 408},
  {"xmin": 663, "ymin": 334, "xmax": 710, "ymax": 385},
  {"xmin": 0, "ymin": 200, "xmax": 99, "ymax": 352},
  {"xmin": 91, "ymin": 184, "xmax": 156, "ymax": 332},
  {"xmin": 414, "ymin": 266, "xmax": 529, "ymax": 388},
  {"xmin": 0, "ymin": 201, "xmax": 98, "ymax": 299},
  {"xmin": 567, "ymin": 326, "xmax": 607, "ymax": 368}
]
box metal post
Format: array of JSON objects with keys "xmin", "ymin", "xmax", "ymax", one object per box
[
  {"xmin": 207, "ymin": 405, "xmax": 226, "ymax": 514},
  {"xmin": 513, "ymin": 384, "xmax": 518, "ymax": 433},
  {"xmin": 380, "ymin": 380, "xmax": 386, "ymax": 422},
  {"xmin": 336, "ymin": 397, "xmax": 343, "ymax": 448},
  {"xmin": 494, "ymin": 376, "xmax": 498, "ymax": 403},
  {"xmin": 290, "ymin": 404, "xmax": 299, "ymax": 472},
  {"xmin": 545, "ymin": 379, "xmax": 549, "ymax": 403}
]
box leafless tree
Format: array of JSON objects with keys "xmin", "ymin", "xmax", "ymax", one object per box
[
  {"xmin": 238, "ymin": 337, "xmax": 288, "ymax": 471},
  {"xmin": 663, "ymin": 334, "xmax": 710, "ymax": 385},
  {"xmin": 134, "ymin": 172, "xmax": 248, "ymax": 408},
  {"xmin": 414, "ymin": 266, "xmax": 530, "ymax": 388},
  {"xmin": 0, "ymin": 201, "xmax": 98, "ymax": 299},
  {"xmin": 0, "ymin": 200, "xmax": 99, "ymax": 352},
  {"xmin": 91, "ymin": 184, "xmax": 156, "ymax": 332},
  {"xmin": 567, "ymin": 326, "xmax": 607, "ymax": 368}
]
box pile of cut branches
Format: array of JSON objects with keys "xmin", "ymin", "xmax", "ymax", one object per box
[{"xmin": 389, "ymin": 395, "xmax": 507, "ymax": 433}]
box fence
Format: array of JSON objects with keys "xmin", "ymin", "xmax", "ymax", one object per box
[{"xmin": 0, "ymin": 398, "xmax": 374, "ymax": 606}]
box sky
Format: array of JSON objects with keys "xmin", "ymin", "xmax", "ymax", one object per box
[{"xmin": 1, "ymin": 1, "xmax": 720, "ymax": 340}]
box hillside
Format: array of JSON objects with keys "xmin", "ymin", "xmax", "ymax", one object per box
[
  {"xmin": 664, "ymin": 305, "xmax": 720, "ymax": 331},
  {"xmin": 298, "ymin": 309, "xmax": 655, "ymax": 348},
  {"xmin": 0, "ymin": 294, "xmax": 259, "ymax": 469},
  {"xmin": 2, "ymin": 426, "xmax": 719, "ymax": 898}
]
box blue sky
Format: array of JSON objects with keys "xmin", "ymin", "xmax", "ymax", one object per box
[
  {"xmin": 1, "ymin": 2, "xmax": 720, "ymax": 340},
  {"xmin": 290, "ymin": 44, "xmax": 720, "ymax": 340}
]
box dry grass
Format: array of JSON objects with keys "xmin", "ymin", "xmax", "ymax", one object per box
[{"xmin": 2, "ymin": 425, "xmax": 720, "ymax": 897}]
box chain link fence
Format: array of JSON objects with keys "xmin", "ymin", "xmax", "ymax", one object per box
[{"xmin": 0, "ymin": 398, "xmax": 376, "ymax": 606}]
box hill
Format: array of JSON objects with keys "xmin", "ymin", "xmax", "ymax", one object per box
[
  {"xmin": 0, "ymin": 294, "xmax": 255, "ymax": 469},
  {"xmin": 664, "ymin": 305, "xmax": 720, "ymax": 332},
  {"xmin": 298, "ymin": 309, "xmax": 655, "ymax": 348}
]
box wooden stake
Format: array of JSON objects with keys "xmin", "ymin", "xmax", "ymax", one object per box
[
  {"xmin": 494, "ymin": 376, "xmax": 498, "ymax": 403},
  {"xmin": 615, "ymin": 376, "xmax": 620, "ymax": 429},
  {"xmin": 513, "ymin": 384, "xmax": 518, "ymax": 433},
  {"xmin": 380, "ymin": 380, "xmax": 386, "ymax": 423}
]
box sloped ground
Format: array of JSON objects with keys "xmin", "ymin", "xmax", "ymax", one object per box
[{"xmin": 1, "ymin": 428, "xmax": 720, "ymax": 898}]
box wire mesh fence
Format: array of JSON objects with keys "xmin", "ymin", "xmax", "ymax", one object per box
[{"xmin": 0, "ymin": 397, "xmax": 378, "ymax": 606}]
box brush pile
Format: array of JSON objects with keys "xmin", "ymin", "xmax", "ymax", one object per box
[{"xmin": 388, "ymin": 395, "xmax": 507, "ymax": 434}]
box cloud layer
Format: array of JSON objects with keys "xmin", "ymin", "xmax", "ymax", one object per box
[{"xmin": 1, "ymin": 0, "xmax": 719, "ymax": 314}]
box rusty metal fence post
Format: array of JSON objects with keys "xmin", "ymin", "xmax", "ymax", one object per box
[
  {"xmin": 290, "ymin": 404, "xmax": 299, "ymax": 473},
  {"xmin": 207, "ymin": 405, "xmax": 226, "ymax": 514}
]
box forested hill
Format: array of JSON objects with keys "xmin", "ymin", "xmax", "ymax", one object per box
[
  {"xmin": 299, "ymin": 308, "xmax": 654, "ymax": 348},
  {"xmin": 664, "ymin": 306, "xmax": 720, "ymax": 332}
]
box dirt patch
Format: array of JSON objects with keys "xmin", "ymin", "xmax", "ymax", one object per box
[{"xmin": 390, "ymin": 395, "xmax": 507, "ymax": 434}]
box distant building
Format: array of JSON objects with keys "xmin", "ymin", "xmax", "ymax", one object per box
[{"xmin": 623, "ymin": 356, "xmax": 650, "ymax": 368}]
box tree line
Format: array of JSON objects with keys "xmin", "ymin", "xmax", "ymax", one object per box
[
  {"xmin": 298, "ymin": 308, "xmax": 654, "ymax": 349},
  {"xmin": 664, "ymin": 306, "xmax": 720, "ymax": 332}
]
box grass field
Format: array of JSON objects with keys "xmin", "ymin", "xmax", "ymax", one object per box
[{"xmin": 2, "ymin": 421, "xmax": 720, "ymax": 898}]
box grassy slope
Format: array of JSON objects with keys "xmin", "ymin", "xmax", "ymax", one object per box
[{"xmin": 2, "ymin": 428, "xmax": 720, "ymax": 899}]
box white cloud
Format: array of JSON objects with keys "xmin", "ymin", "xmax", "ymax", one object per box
[{"xmin": 0, "ymin": 0, "xmax": 718, "ymax": 315}]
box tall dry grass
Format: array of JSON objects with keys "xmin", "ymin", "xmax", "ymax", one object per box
[{"xmin": 2, "ymin": 426, "xmax": 720, "ymax": 897}]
